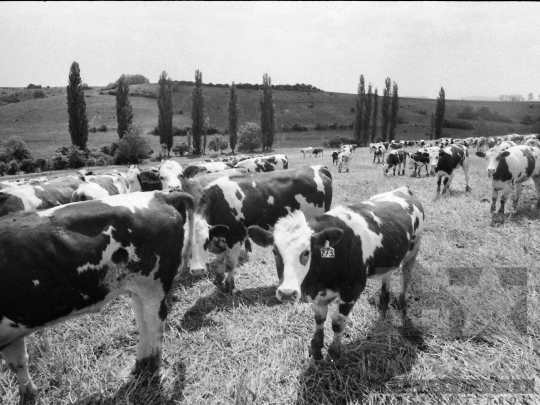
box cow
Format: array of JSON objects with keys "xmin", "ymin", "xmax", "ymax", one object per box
[
  {"xmin": 407, "ymin": 150, "xmax": 431, "ymax": 177},
  {"xmin": 265, "ymin": 154, "xmax": 289, "ymax": 170},
  {"xmin": 0, "ymin": 179, "xmax": 27, "ymax": 188},
  {"xmin": 300, "ymin": 147, "xmax": 313, "ymax": 158},
  {"xmin": 424, "ymin": 144, "xmax": 471, "ymax": 195},
  {"xmin": 234, "ymin": 157, "xmax": 275, "ymax": 173},
  {"xmin": 185, "ymin": 166, "xmax": 333, "ymax": 293},
  {"xmin": 372, "ymin": 143, "xmax": 386, "ymax": 164},
  {"xmin": 312, "ymin": 148, "xmax": 324, "ymax": 157},
  {"xmin": 477, "ymin": 137, "xmax": 487, "ymax": 151},
  {"xmin": 525, "ymin": 138, "xmax": 540, "ymax": 148},
  {"xmin": 0, "ymin": 176, "xmax": 83, "ymax": 218},
  {"xmin": 389, "ymin": 141, "xmax": 403, "ymax": 150},
  {"xmin": 475, "ymin": 145, "xmax": 540, "ymax": 213},
  {"xmin": 71, "ymin": 173, "xmax": 130, "ymax": 202},
  {"xmin": 247, "ymin": 186, "xmax": 424, "ymax": 361},
  {"xmin": 195, "ymin": 161, "xmax": 234, "ymax": 174},
  {"xmin": 0, "ymin": 191, "xmax": 195, "ymax": 402},
  {"xmin": 337, "ymin": 151, "xmax": 352, "ymax": 173},
  {"xmin": 383, "ymin": 150, "xmax": 407, "ymax": 176},
  {"xmin": 331, "ymin": 151, "xmax": 339, "ymax": 165}
]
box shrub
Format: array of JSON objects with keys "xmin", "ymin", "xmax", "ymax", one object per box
[
  {"xmin": 100, "ymin": 143, "xmax": 119, "ymax": 156},
  {"xmin": 66, "ymin": 145, "xmax": 87, "ymax": 168},
  {"xmin": 173, "ymin": 126, "xmax": 188, "ymax": 136},
  {"xmin": 34, "ymin": 158, "xmax": 47, "ymax": 172},
  {"xmin": 120, "ymin": 75, "xmax": 149, "ymax": 86},
  {"xmin": 27, "ymin": 84, "xmax": 42, "ymax": 89},
  {"xmin": 172, "ymin": 142, "xmax": 190, "ymax": 156},
  {"xmin": 397, "ymin": 114, "xmax": 407, "ymax": 124},
  {"xmin": 114, "ymin": 125, "xmax": 152, "ymax": 164},
  {"xmin": 89, "ymin": 127, "xmax": 97, "ymax": 133},
  {"xmin": 20, "ymin": 159, "xmax": 36, "ymax": 173},
  {"xmin": 0, "ymin": 152, "xmax": 9, "ymax": 163},
  {"xmin": 82, "ymin": 83, "xmax": 91, "ymax": 90},
  {"xmin": 52, "ymin": 154, "xmax": 68, "ymax": 170},
  {"xmin": 149, "ymin": 126, "xmax": 160, "ymax": 135},
  {"xmin": 98, "ymin": 124, "xmax": 108, "ymax": 132},
  {"xmin": 3, "ymin": 136, "xmax": 32, "ymax": 161},
  {"xmin": 208, "ymin": 135, "xmax": 228, "ymax": 153},
  {"xmin": 178, "ymin": 110, "xmax": 183, "ymax": 115},
  {"xmin": 7, "ymin": 160, "xmax": 19, "ymax": 175},
  {"xmin": 0, "ymin": 162, "xmax": 7, "ymax": 176},
  {"xmin": 323, "ymin": 136, "xmax": 355, "ymax": 148},
  {"xmin": 206, "ymin": 126, "xmax": 219, "ymax": 135},
  {"xmin": 443, "ymin": 119, "xmax": 474, "ymax": 130},
  {"xmin": 329, "ymin": 123, "xmax": 339, "ymax": 130},
  {"xmin": 238, "ymin": 122, "xmax": 261, "ymax": 152},
  {"xmin": 521, "ymin": 114, "xmax": 535, "ymax": 125},
  {"xmin": 34, "ymin": 90, "xmax": 46, "ymax": 98}
]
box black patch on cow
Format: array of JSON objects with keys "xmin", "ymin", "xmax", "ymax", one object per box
[
  {"xmin": 159, "ymin": 299, "xmax": 168, "ymax": 321},
  {"xmin": 235, "ymin": 190, "xmax": 242, "ymax": 200},
  {"xmin": 0, "ymin": 192, "xmax": 25, "ymax": 217},
  {"xmin": 112, "ymin": 248, "xmax": 129, "ymax": 264},
  {"xmin": 521, "ymin": 149, "xmax": 535, "ymax": 177},
  {"xmin": 492, "ymin": 152, "xmax": 513, "ymax": 182},
  {"xmin": 10, "ymin": 322, "xmax": 19, "ymax": 328},
  {"xmin": 435, "ymin": 145, "xmax": 465, "ymax": 175}
]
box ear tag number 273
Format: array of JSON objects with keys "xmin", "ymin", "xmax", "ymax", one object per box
[{"xmin": 321, "ymin": 240, "xmax": 335, "ymax": 259}]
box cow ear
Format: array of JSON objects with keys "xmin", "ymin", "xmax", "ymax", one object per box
[
  {"xmin": 475, "ymin": 151, "xmax": 486, "ymax": 158},
  {"xmin": 500, "ymin": 151, "xmax": 510, "ymax": 158},
  {"xmin": 183, "ymin": 165, "xmax": 200, "ymax": 179},
  {"xmin": 247, "ymin": 225, "xmax": 274, "ymax": 247},
  {"xmin": 138, "ymin": 169, "xmax": 160, "ymax": 183},
  {"xmin": 422, "ymin": 153, "xmax": 430, "ymax": 158},
  {"xmin": 313, "ymin": 228, "xmax": 343, "ymax": 248},
  {"xmin": 209, "ymin": 225, "xmax": 229, "ymax": 238}
]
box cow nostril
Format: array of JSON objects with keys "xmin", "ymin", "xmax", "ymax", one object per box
[{"xmin": 190, "ymin": 268, "xmax": 206, "ymax": 277}]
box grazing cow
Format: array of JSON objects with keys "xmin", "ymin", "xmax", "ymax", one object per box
[
  {"xmin": 383, "ymin": 150, "xmax": 407, "ymax": 176},
  {"xmin": 0, "ymin": 176, "xmax": 83, "ymax": 217},
  {"xmin": 475, "ymin": 145, "xmax": 540, "ymax": 213},
  {"xmin": 337, "ymin": 151, "xmax": 352, "ymax": 173},
  {"xmin": 185, "ymin": 166, "xmax": 333, "ymax": 293},
  {"xmin": 407, "ymin": 150, "xmax": 431, "ymax": 177},
  {"xmin": 71, "ymin": 173, "xmax": 130, "ymax": 202},
  {"xmin": 196, "ymin": 161, "xmax": 234, "ymax": 174},
  {"xmin": 300, "ymin": 147, "xmax": 313, "ymax": 158},
  {"xmin": 0, "ymin": 191, "xmax": 195, "ymax": 401},
  {"xmin": 265, "ymin": 154, "xmax": 289, "ymax": 170},
  {"xmin": 247, "ymin": 186, "xmax": 424, "ymax": 360},
  {"xmin": 525, "ymin": 138, "xmax": 540, "ymax": 148},
  {"xmin": 234, "ymin": 157, "xmax": 275, "ymax": 173},
  {"xmin": 487, "ymin": 137, "xmax": 497, "ymax": 149},
  {"xmin": 312, "ymin": 148, "xmax": 324, "ymax": 157},
  {"xmin": 372, "ymin": 143, "xmax": 386, "ymax": 164},
  {"xmin": 425, "ymin": 144, "xmax": 471, "ymax": 194},
  {"xmin": 508, "ymin": 134, "xmax": 524, "ymax": 145},
  {"xmin": 331, "ymin": 151, "xmax": 339, "ymax": 165}
]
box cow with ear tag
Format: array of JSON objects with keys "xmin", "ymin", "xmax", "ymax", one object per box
[{"xmin": 248, "ymin": 186, "xmax": 424, "ymax": 361}]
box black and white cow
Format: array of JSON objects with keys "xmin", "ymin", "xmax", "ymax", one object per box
[
  {"xmin": 383, "ymin": 150, "xmax": 407, "ymax": 176},
  {"xmin": 331, "ymin": 151, "xmax": 339, "ymax": 165},
  {"xmin": 71, "ymin": 172, "xmax": 131, "ymax": 202},
  {"xmin": 185, "ymin": 166, "xmax": 333, "ymax": 293},
  {"xmin": 265, "ymin": 154, "xmax": 289, "ymax": 170},
  {"xmin": 389, "ymin": 141, "xmax": 403, "ymax": 150},
  {"xmin": 234, "ymin": 157, "xmax": 275, "ymax": 173},
  {"xmin": 300, "ymin": 147, "xmax": 313, "ymax": 158},
  {"xmin": 0, "ymin": 191, "xmax": 195, "ymax": 401},
  {"xmin": 337, "ymin": 151, "xmax": 352, "ymax": 173},
  {"xmin": 195, "ymin": 161, "xmax": 235, "ymax": 174},
  {"xmin": 312, "ymin": 148, "xmax": 324, "ymax": 157},
  {"xmin": 247, "ymin": 186, "xmax": 424, "ymax": 361},
  {"xmin": 407, "ymin": 150, "xmax": 431, "ymax": 177},
  {"xmin": 424, "ymin": 144, "xmax": 471, "ymax": 194},
  {"xmin": 372, "ymin": 143, "xmax": 386, "ymax": 164},
  {"xmin": 475, "ymin": 145, "xmax": 540, "ymax": 213},
  {"xmin": 0, "ymin": 176, "xmax": 83, "ymax": 218}
]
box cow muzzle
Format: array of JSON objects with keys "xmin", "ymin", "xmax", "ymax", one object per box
[
  {"xmin": 167, "ymin": 185, "xmax": 182, "ymax": 193},
  {"xmin": 189, "ymin": 267, "xmax": 207, "ymax": 277},
  {"xmin": 276, "ymin": 288, "xmax": 300, "ymax": 302},
  {"xmin": 487, "ymin": 169, "xmax": 495, "ymax": 179}
]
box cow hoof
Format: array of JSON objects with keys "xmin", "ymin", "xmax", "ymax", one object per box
[
  {"xmin": 309, "ymin": 345, "xmax": 323, "ymax": 361},
  {"xmin": 466, "ymin": 186, "xmax": 472, "ymax": 192},
  {"xmin": 213, "ymin": 274, "xmax": 225, "ymax": 287},
  {"xmin": 327, "ymin": 343, "xmax": 341, "ymax": 362},
  {"xmin": 223, "ymin": 279, "xmax": 236, "ymax": 294}
]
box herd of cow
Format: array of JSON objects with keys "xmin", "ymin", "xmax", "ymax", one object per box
[{"xmin": 0, "ymin": 132, "xmax": 539, "ymax": 401}]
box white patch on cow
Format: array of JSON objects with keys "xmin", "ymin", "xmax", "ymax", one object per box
[
  {"xmin": 101, "ymin": 191, "xmax": 155, "ymax": 213},
  {"xmin": 310, "ymin": 165, "xmax": 325, "ymax": 193},
  {"xmin": 252, "ymin": 181, "xmax": 257, "ymax": 188},
  {"xmin": 308, "ymin": 289, "xmax": 340, "ymax": 306},
  {"xmin": 368, "ymin": 187, "xmax": 410, "ymax": 210},
  {"xmin": 285, "ymin": 206, "xmax": 292, "ymax": 214},
  {"xmin": 268, "ymin": 195, "xmax": 274, "ymax": 205},
  {"xmin": 369, "ymin": 212, "xmax": 382, "ymax": 226},
  {"xmin": 329, "ymin": 206, "xmax": 383, "ymax": 263},
  {"xmin": 207, "ymin": 176, "xmax": 246, "ymax": 221},
  {"xmin": 4, "ymin": 187, "xmax": 42, "ymax": 211},
  {"xmin": 294, "ymin": 193, "xmax": 322, "ymax": 219},
  {"xmin": 77, "ymin": 226, "xmax": 139, "ymax": 274},
  {"xmin": 32, "ymin": 280, "xmax": 39, "ymax": 286},
  {"xmin": 185, "ymin": 213, "xmax": 211, "ymax": 273}
]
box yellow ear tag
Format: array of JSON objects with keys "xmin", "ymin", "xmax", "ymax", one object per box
[{"xmin": 321, "ymin": 240, "xmax": 335, "ymax": 258}]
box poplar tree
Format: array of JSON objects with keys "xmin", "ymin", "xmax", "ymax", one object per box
[
  {"xmin": 434, "ymin": 87, "xmax": 446, "ymax": 139},
  {"xmin": 353, "ymin": 75, "xmax": 365, "ymax": 144},
  {"xmin": 381, "ymin": 77, "xmax": 391, "ymax": 142},
  {"xmin": 116, "ymin": 75, "xmax": 133, "ymax": 139},
  {"xmin": 370, "ymin": 88, "xmax": 379, "ymax": 143},
  {"xmin": 389, "ymin": 82, "xmax": 399, "ymax": 142},
  {"xmin": 228, "ymin": 82, "xmax": 239, "ymax": 154},
  {"xmin": 67, "ymin": 61, "xmax": 89, "ymax": 149},
  {"xmin": 363, "ymin": 83, "xmax": 373, "ymax": 145},
  {"xmin": 191, "ymin": 70, "xmax": 205, "ymax": 155},
  {"xmin": 259, "ymin": 73, "xmax": 275, "ymax": 151},
  {"xmin": 157, "ymin": 71, "xmax": 173, "ymax": 156}
]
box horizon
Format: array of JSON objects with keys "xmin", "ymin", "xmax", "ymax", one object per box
[{"xmin": 1, "ymin": 2, "xmax": 540, "ymax": 100}]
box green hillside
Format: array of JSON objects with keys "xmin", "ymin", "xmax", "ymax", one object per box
[{"xmin": 0, "ymin": 84, "xmax": 539, "ymax": 158}]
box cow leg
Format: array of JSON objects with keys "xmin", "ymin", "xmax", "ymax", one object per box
[
  {"xmin": 512, "ymin": 183, "xmax": 523, "ymax": 211},
  {"xmin": 327, "ymin": 300, "xmax": 355, "ymax": 361},
  {"xmin": 398, "ymin": 256, "xmax": 416, "ymax": 316},
  {"xmin": 498, "ymin": 183, "xmax": 513, "ymax": 214},
  {"xmin": 131, "ymin": 293, "xmax": 165, "ymax": 374},
  {"xmin": 463, "ymin": 160, "xmax": 472, "ymax": 192},
  {"xmin": 310, "ymin": 303, "xmax": 328, "ymax": 360},
  {"xmin": 223, "ymin": 241, "xmax": 243, "ymax": 293},
  {"xmin": 491, "ymin": 188, "xmax": 498, "ymax": 212},
  {"xmin": 1, "ymin": 337, "xmax": 38, "ymax": 400},
  {"xmin": 534, "ymin": 176, "xmax": 540, "ymax": 209},
  {"xmin": 380, "ymin": 272, "xmax": 393, "ymax": 318}
]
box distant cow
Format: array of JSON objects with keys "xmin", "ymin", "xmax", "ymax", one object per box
[
  {"xmin": 265, "ymin": 154, "xmax": 289, "ymax": 170},
  {"xmin": 247, "ymin": 186, "xmax": 424, "ymax": 360},
  {"xmin": 383, "ymin": 150, "xmax": 407, "ymax": 176},
  {"xmin": 389, "ymin": 141, "xmax": 403, "ymax": 150},
  {"xmin": 300, "ymin": 147, "xmax": 313, "ymax": 158},
  {"xmin": 185, "ymin": 166, "xmax": 333, "ymax": 293},
  {"xmin": 0, "ymin": 176, "xmax": 83, "ymax": 217},
  {"xmin": 71, "ymin": 173, "xmax": 130, "ymax": 202},
  {"xmin": 337, "ymin": 151, "xmax": 352, "ymax": 173},
  {"xmin": 424, "ymin": 144, "xmax": 471, "ymax": 195},
  {"xmin": 234, "ymin": 157, "xmax": 275, "ymax": 173},
  {"xmin": 407, "ymin": 150, "xmax": 431, "ymax": 177},
  {"xmin": 312, "ymin": 148, "xmax": 324, "ymax": 157},
  {"xmin": 373, "ymin": 143, "xmax": 386, "ymax": 164},
  {"xmin": 475, "ymin": 145, "xmax": 540, "ymax": 213},
  {"xmin": 0, "ymin": 191, "xmax": 195, "ymax": 401},
  {"xmin": 331, "ymin": 151, "xmax": 339, "ymax": 165},
  {"xmin": 196, "ymin": 161, "xmax": 234, "ymax": 174}
]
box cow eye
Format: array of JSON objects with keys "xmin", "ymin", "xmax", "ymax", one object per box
[{"xmin": 302, "ymin": 250, "xmax": 310, "ymax": 257}]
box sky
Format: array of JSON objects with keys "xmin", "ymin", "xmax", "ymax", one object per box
[{"xmin": 1, "ymin": 1, "xmax": 540, "ymax": 100}]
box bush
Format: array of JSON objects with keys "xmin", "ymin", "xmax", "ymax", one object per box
[
  {"xmin": 323, "ymin": 136, "xmax": 355, "ymax": 148},
  {"xmin": 114, "ymin": 126, "xmax": 152, "ymax": 164},
  {"xmin": 521, "ymin": 114, "xmax": 535, "ymax": 125},
  {"xmin": 178, "ymin": 110, "xmax": 183, "ymax": 115},
  {"xmin": 208, "ymin": 135, "xmax": 228, "ymax": 153},
  {"xmin": 27, "ymin": 84, "xmax": 42, "ymax": 89},
  {"xmin": 397, "ymin": 114, "xmax": 407, "ymax": 124},
  {"xmin": 3, "ymin": 136, "xmax": 32, "ymax": 161},
  {"xmin": 82, "ymin": 83, "xmax": 91, "ymax": 90},
  {"xmin": 89, "ymin": 127, "xmax": 97, "ymax": 133},
  {"xmin": 34, "ymin": 90, "xmax": 46, "ymax": 98},
  {"xmin": 238, "ymin": 122, "xmax": 262, "ymax": 152},
  {"xmin": 443, "ymin": 119, "xmax": 474, "ymax": 130},
  {"xmin": 149, "ymin": 126, "xmax": 160, "ymax": 135},
  {"xmin": 206, "ymin": 126, "xmax": 219, "ymax": 135},
  {"xmin": 20, "ymin": 159, "xmax": 36, "ymax": 173},
  {"xmin": 7, "ymin": 160, "xmax": 19, "ymax": 175},
  {"xmin": 100, "ymin": 143, "xmax": 119, "ymax": 156},
  {"xmin": 52, "ymin": 154, "xmax": 68, "ymax": 170},
  {"xmin": 172, "ymin": 142, "xmax": 190, "ymax": 156},
  {"xmin": 65, "ymin": 145, "xmax": 87, "ymax": 168},
  {"xmin": 173, "ymin": 126, "xmax": 188, "ymax": 136},
  {"xmin": 34, "ymin": 158, "xmax": 47, "ymax": 172},
  {"xmin": 120, "ymin": 75, "xmax": 149, "ymax": 86},
  {"xmin": 98, "ymin": 124, "xmax": 108, "ymax": 132},
  {"xmin": 0, "ymin": 162, "xmax": 7, "ymax": 176},
  {"xmin": 0, "ymin": 152, "xmax": 9, "ymax": 163}
]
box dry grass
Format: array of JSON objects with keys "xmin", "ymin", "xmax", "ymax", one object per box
[{"xmin": 1, "ymin": 147, "xmax": 540, "ymax": 404}]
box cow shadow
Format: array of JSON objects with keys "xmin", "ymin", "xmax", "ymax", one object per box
[
  {"xmin": 180, "ymin": 285, "xmax": 281, "ymax": 332},
  {"xmin": 296, "ymin": 315, "xmax": 426, "ymax": 405},
  {"xmin": 490, "ymin": 204, "xmax": 540, "ymax": 226},
  {"xmin": 71, "ymin": 361, "xmax": 186, "ymax": 405}
]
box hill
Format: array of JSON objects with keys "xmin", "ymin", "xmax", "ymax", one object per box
[{"xmin": 0, "ymin": 84, "xmax": 539, "ymax": 158}]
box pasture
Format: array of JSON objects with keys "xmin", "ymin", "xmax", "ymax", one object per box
[{"xmin": 1, "ymin": 146, "xmax": 540, "ymax": 404}]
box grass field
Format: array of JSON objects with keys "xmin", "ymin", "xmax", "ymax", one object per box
[{"xmin": 1, "ymin": 146, "xmax": 539, "ymax": 404}]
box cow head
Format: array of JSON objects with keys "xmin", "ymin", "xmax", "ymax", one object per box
[
  {"xmin": 475, "ymin": 147, "xmax": 502, "ymax": 178},
  {"xmin": 186, "ymin": 214, "xmax": 230, "ymax": 276},
  {"xmin": 139, "ymin": 161, "xmax": 200, "ymax": 192},
  {"xmin": 382, "ymin": 151, "xmax": 398, "ymax": 175},
  {"xmin": 248, "ymin": 211, "xmax": 343, "ymax": 302},
  {"xmin": 124, "ymin": 165, "xmax": 142, "ymax": 192}
]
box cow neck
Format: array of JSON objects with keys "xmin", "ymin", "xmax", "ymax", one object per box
[{"xmin": 196, "ymin": 185, "xmax": 219, "ymax": 223}]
